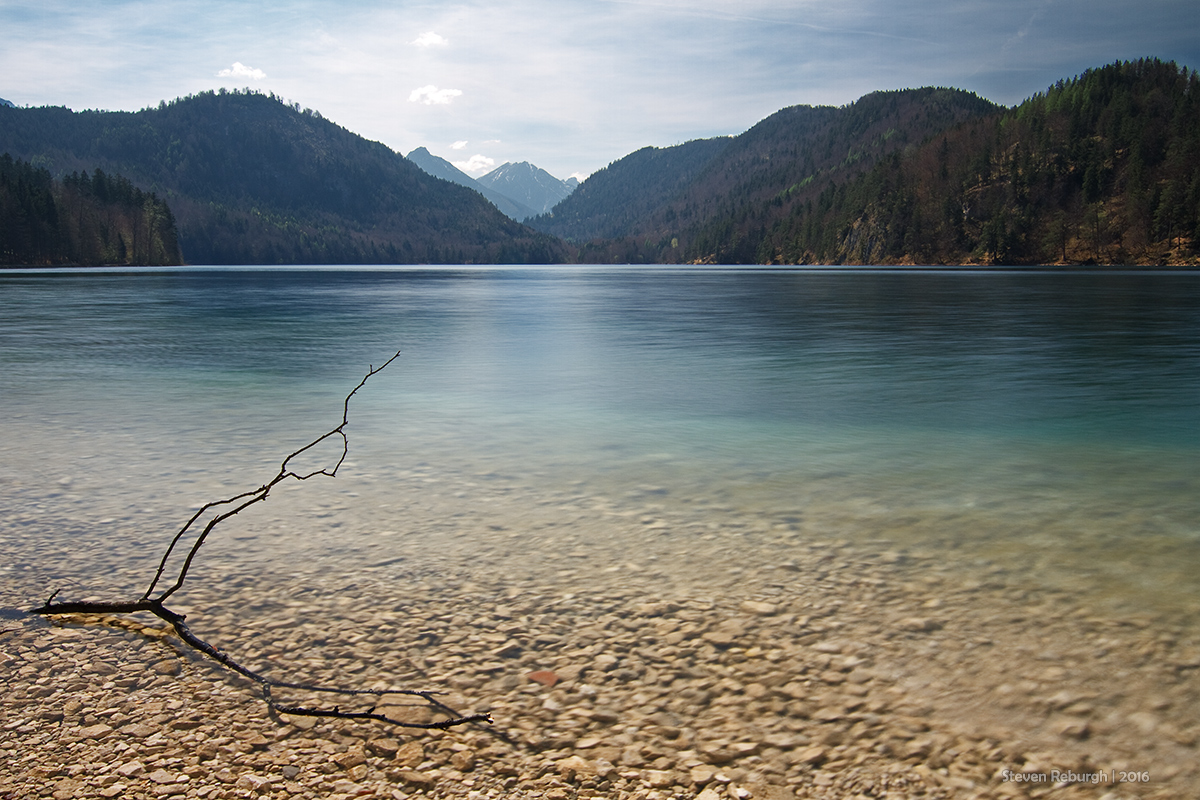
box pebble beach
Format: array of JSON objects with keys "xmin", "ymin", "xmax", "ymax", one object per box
[{"xmin": 3, "ymin": 456, "xmax": 1198, "ymax": 800}]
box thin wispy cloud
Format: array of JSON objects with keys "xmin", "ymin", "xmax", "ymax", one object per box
[
  {"xmin": 217, "ymin": 62, "xmax": 266, "ymax": 80},
  {"xmin": 408, "ymin": 85, "xmax": 463, "ymax": 105},
  {"xmin": 450, "ymin": 140, "xmax": 469, "ymax": 150}
]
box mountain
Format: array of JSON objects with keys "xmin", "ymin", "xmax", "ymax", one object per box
[
  {"xmin": 476, "ymin": 162, "xmax": 577, "ymax": 218},
  {"xmin": 531, "ymin": 87, "xmax": 1000, "ymax": 262},
  {"xmin": 404, "ymin": 146, "xmax": 473, "ymax": 186},
  {"xmin": 541, "ymin": 59, "xmax": 1198, "ymax": 266},
  {"xmin": 0, "ymin": 90, "xmax": 567, "ymax": 264},
  {"xmin": 761, "ymin": 58, "xmax": 1200, "ymax": 265},
  {"xmin": 6, "ymin": 59, "xmax": 1191, "ymax": 268},
  {"xmin": 1, "ymin": 153, "xmax": 182, "ymax": 266},
  {"xmin": 530, "ymin": 137, "xmax": 732, "ymax": 242},
  {"xmin": 405, "ymin": 147, "xmax": 536, "ymax": 221},
  {"xmin": 0, "ymin": 98, "xmax": 13, "ymax": 108}
]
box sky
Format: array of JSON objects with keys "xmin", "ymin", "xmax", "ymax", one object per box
[{"xmin": 2, "ymin": 0, "xmax": 1197, "ymax": 181}]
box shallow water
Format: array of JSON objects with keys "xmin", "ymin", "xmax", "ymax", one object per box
[{"xmin": 1, "ymin": 266, "xmax": 1198, "ymax": 621}]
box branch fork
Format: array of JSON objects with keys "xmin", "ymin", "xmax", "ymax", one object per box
[{"xmin": 32, "ymin": 351, "xmax": 491, "ymax": 731}]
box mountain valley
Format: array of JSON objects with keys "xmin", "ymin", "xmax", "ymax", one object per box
[{"xmin": 3, "ymin": 58, "xmax": 1197, "ymax": 266}]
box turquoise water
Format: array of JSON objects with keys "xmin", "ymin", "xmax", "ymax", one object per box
[{"xmin": 2, "ymin": 266, "xmax": 1198, "ymax": 617}]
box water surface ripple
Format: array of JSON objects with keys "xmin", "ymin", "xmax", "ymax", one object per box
[{"xmin": 2, "ymin": 266, "xmax": 1198, "ymax": 619}]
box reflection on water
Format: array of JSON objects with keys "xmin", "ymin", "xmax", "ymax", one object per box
[{"xmin": 1, "ymin": 266, "xmax": 1198, "ymax": 620}]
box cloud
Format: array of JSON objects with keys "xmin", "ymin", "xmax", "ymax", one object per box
[
  {"xmin": 450, "ymin": 140, "xmax": 468, "ymax": 150},
  {"xmin": 408, "ymin": 85, "xmax": 463, "ymax": 105},
  {"xmin": 5, "ymin": 0, "xmax": 1197, "ymax": 181},
  {"xmin": 217, "ymin": 62, "xmax": 266, "ymax": 80},
  {"xmin": 452, "ymin": 154, "xmax": 496, "ymax": 175},
  {"xmin": 411, "ymin": 31, "xmax": 448, "ymax": 47}
]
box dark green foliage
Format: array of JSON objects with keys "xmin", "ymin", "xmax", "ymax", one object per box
[
  {"xmin": 766, "ymin": 59, "xmax": 1200, "ymax": 265},
  {"xmin": 528, "ymin": 138, "xmax": 732, "ymax": 242},
  {"xmin": 0, "ymin": 90, "xmax": 566, "ymax": 264},
  {"xmin": 1, "ymin": 154, "xmax": 181, "ymax": 266},
  {"xmin": 556, "ymin": 60, "xmax": 1198, "ymax": 265},
  {"xmin": 558, "ymin": 87, "xmax": 1000, "ymax": 263},
  {"xmin": 8, "ymin": 60, "xmax": 1194, "ymax": 267}
]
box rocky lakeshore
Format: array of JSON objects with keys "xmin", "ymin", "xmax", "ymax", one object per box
[
  {"xmin": 4, "ymin": 464, "xmax": 1200, "ymax": 800},
  {"xmin": 5, "ymin": 259, "xmax": 1200, "ymax": 800},
  {"xmin": 1, "ymin": 439, "xmax": 1198, "ymax": 800}
]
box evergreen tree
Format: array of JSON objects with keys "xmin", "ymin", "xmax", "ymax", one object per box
[{"xmin": 0, "ymin": 154, "xmax": 183, "ymax": 266}]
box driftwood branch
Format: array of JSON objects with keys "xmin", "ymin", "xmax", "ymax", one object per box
[{"xmin": 30, "ymin": 351, "xmax": 492, "ymax": 731}]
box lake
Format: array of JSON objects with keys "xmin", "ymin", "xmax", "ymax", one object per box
[
  {"xmin": 2, "ymin": 266, "xmax": 1197, "ymax": 618},
  {"xmin": 4, "ymin": 265, "xmax": 1200, "ymax": 795}
]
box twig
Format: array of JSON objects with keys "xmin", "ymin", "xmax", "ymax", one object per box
[
  {"xmin": 142, "ymin": 350, "xmax": 402, "ymax": 603},
  {"xmin": 30, "ymin": 351, "xmax": 492, "ymax": 731}
]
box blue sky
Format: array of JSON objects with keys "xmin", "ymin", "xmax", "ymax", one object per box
[{"xmin": 2, "ymin": 0, "xmax": 1196, "ymax": 181}]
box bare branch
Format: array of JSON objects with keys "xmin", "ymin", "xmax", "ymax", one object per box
[
  {"xmin": 144, "ymin": 349, "xmax": 401, "ymax": 603},
  {"xmin": 141, "ymin": 488, "xmax": 265, "ymax": 602},
  {"xmin": 31, "ymin": 351, "xmax": 492, "ymax": 731}
]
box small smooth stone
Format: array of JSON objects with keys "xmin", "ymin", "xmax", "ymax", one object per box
[
  {"xmin": 78, "ymin": 724, "xmax": 113, "ymax": 740},
  {"xmin": 740, "ymin": 600, "xmax": 778, "ymax": 616},
  {"xmin": 146, "ymin": 769, "xmax": 176, "ymax": 785},
  {"xmin": 645, "ymin": 769, "xmax": 675, "ymax": 788},
  {"xmin": 393, "ymin": 742, "xmax": 425, "ymax": 769},
  {"xmin": 527, "ymin": 670, "xmax": 559, "ymax": 687}
]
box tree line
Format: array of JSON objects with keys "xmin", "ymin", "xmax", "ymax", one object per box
[
  {"xmin": 535, "ymin": 59, "xmax": 1199, "ymax": 266},
  {"xmin": 0, "ymin": 90, "xmax": 566, "ymax": 265},
  {"xmin": 534, "ymin": 87, "xmax": 1003, "ymax": 264},
  {"xmin": 760, "ymin": 58, "xmax": 1200, "ymax": 265},
  {"xmin": 6, "ymin": 60, "xmax": 1196, "ymax": 266},
  {"xmin": 1, "ymin": 154, "xmax": 181, "ymax": 266}
]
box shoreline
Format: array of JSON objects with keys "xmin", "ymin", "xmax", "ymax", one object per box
[
  {"xmin": 4, "ymin": 524, "xmax": 1198, "ymax": 799},
  {"xmin": 4, "ymin": 391, "xmax": 1198, "ymax": 798}
]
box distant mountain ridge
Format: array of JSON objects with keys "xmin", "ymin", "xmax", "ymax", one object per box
[
  {"xmin": 530, "ymin": 86, "xmax": 1000, "ymax": 261},
  {"xmin": 540, "ymin": 58, "xmax": 1199, "ymax": 265},
  {"xmin": 0, "ymin": 90, "xmax": 566, "ymax": 264},
  {"xmin": 405, "ymin": 147, "xmax": 536, "ymax": 221},
  {"xmin": 530, "ymin": 137, "xmax": 733, "ymax": 242},
  {"xmin": 477, "ymin": 162, "xmax": 577, "ymax": 218},
  {"xmin": 4, "ymin": 58, "xmax": 1194, "ymax": 267}
]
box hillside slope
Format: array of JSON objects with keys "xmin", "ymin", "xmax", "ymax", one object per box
[
  {"xmin": 405, "ymin": 147, "xmax": 537, "ymax": 221},
  {"xmin": 1, "ymin": 154, "xmax": 181, "ymax": 266},
  {"xmin": 0, "ymin": 90, "xmax": 566, "ymax": 264},
  {"xmin": 765, "ymin": 58, "xmax": 1200, "ymax": 265},
  {"xmin": 553, "ymin": 60, "xmax": 1199, "ymax": 266},
  {"xmin": 529, "ymin": 137, "xmax": 732, "ymax": 242},
  {"xmin": 534, "ymin": 87, "xmax": 1000, "ymax": 263}
]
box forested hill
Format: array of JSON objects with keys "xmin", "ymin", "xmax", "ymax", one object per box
[
  {"xmin": 0, "ymin": 90, "xmax": 566, "ymax": 264},
  {"xmin": 1, "ymin": 154, "xmax": 181, "ymax": 266},
  {"xmin": 6, "ymin": 59, "xmax": 1194, "ymax": 267},
  {"xmin": 530, "ymin": 137, "xmax": 733, "ymax": 242},
  {"xmin": 763, "ymin": 58, "xmax": 1200, "ymax": 266},
  {"xmin": 548, "ymin": 58, "xmax": 1199, "ymax": 266},
  {"xmin": 530, "ymin": 87, "xmax": 1000, "ymax": 262}
]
